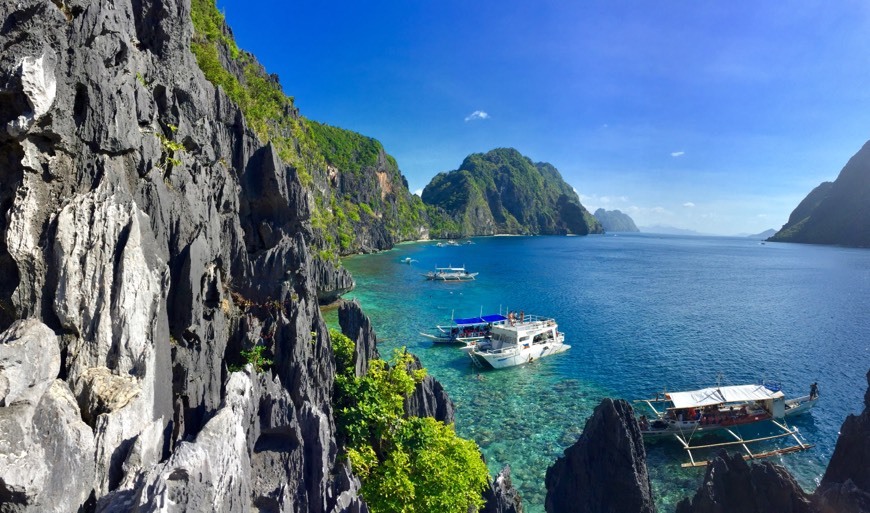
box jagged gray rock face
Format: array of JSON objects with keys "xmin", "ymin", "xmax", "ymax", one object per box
[
  {"xmin": 815, "ymin": 368, "xmax": 870, "ymax": 513},
  {"xmin": 675, "ymin": 450, "xmax": 814, "ymax": 513},
  {"xmin": 0, "ymin": 0, "xmax": 364, "ymax": 511},
  {"xmin": 338, "ymin": 299, "xmax": 380, "ymax": 377},
  {"xmin": 481, "ymin": 465, "xmax": 523, "ymax": 513},
  {"xmin": 544, "ymin": 398, "xmax": 655, "ymax": 513},
  {"xmin": 404, "ymin": 353, "xmax": 455, "ymax": 424},
  {"xmin": 0, "ymin": 319, "xmax": 96, "ymax": 512}
]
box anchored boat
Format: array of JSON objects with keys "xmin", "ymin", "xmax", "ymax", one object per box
[
  {"xmin": 466, "ymin": 313, "xmax": 570, "ymax": 369},
  {"xmin": 420, "ymin": 313, "xmax": 508, "ymax": 345},
  {"xmin": 423, "ymin": 265, "xmax": 478, "ymax": 281},
  {"xmin": 635, "ymin": 382, "xmax": 819, "ymax": 467}
]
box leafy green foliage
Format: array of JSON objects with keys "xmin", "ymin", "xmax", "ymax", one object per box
[
  {"xmin": 421, "ymin": 148, "xmax": 603, "ymax": 236},
  {"xmin": 307, "ymin": 121, "xmax": 382, "ymax": 175},
  {"xmin": 330, "ymin": 332, "xmax": 490, "ymax": 513},
  {"xmin": 241, "ymin": 344, "xmax": 273, "ymax": 373}
]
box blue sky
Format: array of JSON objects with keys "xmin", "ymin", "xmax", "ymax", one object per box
[{"xmin": 218, "ymin": 1, "xmax": 870, "ymax": 235}]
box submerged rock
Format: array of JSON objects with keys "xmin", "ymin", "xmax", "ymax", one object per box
[{"xmin": 544, "ymin": 398, "xmax": 655, "ymax": 513}]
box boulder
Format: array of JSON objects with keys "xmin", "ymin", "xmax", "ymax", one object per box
[{"xmin": 0, "ymin": 320, "xmax": 95, "ymax": 512}]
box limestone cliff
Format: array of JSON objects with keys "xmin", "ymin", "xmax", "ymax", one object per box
[
  {"xmin": 544, "ymin": 398, "xmax": 656, "ymax": 513},
  {"xmin": 421, "ymin": 148, "xmax": 603, "ymax": 237},
  {"xmin": 0, "ymin": 0, "xmax": 361, "ymax": 510},
  {"xmin": 769, "ymin": 140, "xmax": 870, "ymax": 247},
  {"xmin": 593, "ymin": 208, "xmax": 639, "ymax": 233}
]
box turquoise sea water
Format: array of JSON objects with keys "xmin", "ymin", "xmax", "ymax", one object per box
[{"xmin": 325, "ymin": 234, "xmax": 870, "ymax": 512}]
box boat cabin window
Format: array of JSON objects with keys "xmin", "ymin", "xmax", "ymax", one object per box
[{"xmin": 519, "ymin": 336, "xmax": 530, "ymax": 342}]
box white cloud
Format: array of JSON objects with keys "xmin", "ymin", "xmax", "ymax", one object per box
[
  {"xmin": 671, "ymin": 151, "xmax": 685, "ymax": 157},
  {"xmin": 464, "ymin": 110, "xmax": 490, "ymax": 122},
  {"xmin": 414, "ymin": 188, "xmax": 423, "ymax": 196},
  {"xmin": 683, "ymin": 202, "xmax": 695, "ymax": 208}
]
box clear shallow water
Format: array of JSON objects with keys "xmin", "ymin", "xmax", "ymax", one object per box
[{"xmin": 325, "ymin": 234, "xmax": 870, "ymax": 512}]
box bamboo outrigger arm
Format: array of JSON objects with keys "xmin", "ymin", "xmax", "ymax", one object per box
[{"xmin": 678, "ymin": 422, "xmax": 814, "ymax": 468}]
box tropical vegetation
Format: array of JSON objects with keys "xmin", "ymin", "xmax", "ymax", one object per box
[{"xmin": 331, "ymin": 330, "xmax": 490, "ymax": 512}]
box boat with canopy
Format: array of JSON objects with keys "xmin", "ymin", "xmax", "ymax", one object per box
[
  {"xmin": 466, "ymin": 312, "xmax": 570, "ymax": 369},
  {"xmin": 420, "ymin": 313, "xmax": 508, "ymax": 345},
  {"xmin": 422, "ymin": 265, "xmax": 478, "ymax": 281},
  {"xmin": 635, "ymin": 381, "xmax": 818, "ymax": 467}
]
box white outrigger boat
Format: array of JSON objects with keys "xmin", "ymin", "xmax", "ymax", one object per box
[
  {"xmin": 635, "ymin": 382, "xmax": 819, "ymax": 467},
  {"xmin": 466, "ymin": 313, "xmax": 569, "ymax": 369},
  {"xmin": 420, "ymin": 313, "xmax": 508, "ymax": 345},
  {"xmin": 423, "ymin": 265, "xmax": 478, "ymax": 281}
]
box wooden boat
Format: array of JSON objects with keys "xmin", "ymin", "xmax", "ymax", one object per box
[
  {"xmin": 635, "ymin": 382, "xmax": 818, "ymax": 467},
  {"xmin": 419, "ymin": 313, "xmax": 507, "ymax": 345},
  {"xmin": 422, "ymin": 265, "xmax": 478, "ymax": 281},
  {"xmin": 467, "ymin": 313, "xmax": 570, "ymax": 369}
]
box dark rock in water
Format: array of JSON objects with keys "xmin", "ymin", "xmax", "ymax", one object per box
[
  {"xmin": 481, "ymin": 465, "xmax": 523, "ymax": 513},
  {"xmin": 544, "ymin": 398, "xmax": 655, "ymax": 513},
  {"xmin": 403, "ymin": 352, "xmax": 455, "ymax": 424},
  {"xmin": 814, "ymin": 369, "xmax": 870, "ymax": 513},
  {"xmin": 338, "ymin": 299, "xmax": 380, "ymax": 377},
  {"xmin": 675, "ymin": 450, "xmax": 814, "ymax": 513}
]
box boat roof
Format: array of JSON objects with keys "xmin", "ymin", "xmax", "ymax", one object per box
[
  {"xmin": 453, "ymin": 314, "xmax": 507, "ymax": 326},
  {"xmin": 667, "ymin": 384, "xmax": 784, "ymax": 409},
  {"xmin": 435, "ymin": 266, "xmax": 466, "ymax": 271}
]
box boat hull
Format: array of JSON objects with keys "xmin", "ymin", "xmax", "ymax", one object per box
[
  {"xmin": 470, "ymin": 342, "xmax": 570, "ymax": 369},
  {"xmin": 420, "ymin": 332, "xmax": 487, "ymax": 345},
  {"xmin": 640, "ymin": 394, "xmax": 818, "ymax": 439},
  {"xmin": 424, "ymin": 273, "xmax": 478, "ymax": 281}
]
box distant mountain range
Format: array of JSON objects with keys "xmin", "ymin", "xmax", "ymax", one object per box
[
  {"xmin": 421, "ymin": 148, "xmax": 602, "ymax": 237},
  {"xmin": 593, "ymin": 209, "xmax": 639, "ymax": 232},
  {"xmin": 745, "ymin": 229, "xmax": 777, "ymax": 239},
  {"xmin": 769, "ymin": 140, "xmax": 870, "ymax": 247},
  {"xmin": 638, "ymin": 225, "xmax": 706, "ymax": 236}
]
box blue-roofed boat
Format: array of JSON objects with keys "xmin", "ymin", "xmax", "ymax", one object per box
[{"xmin": 420, "ymin": 313, "xmax": 508, "ymax": 345}]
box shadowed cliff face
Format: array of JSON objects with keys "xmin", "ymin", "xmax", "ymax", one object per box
[
  {"xmin": 0, "ymin": 0, "xmax": 363, "ymax": 510},
  {"xmin": 770, "ymin": 139, "xmax": 870, "ymax": 247},
  {"xmin": 544, "ymin": 398, "xmax": 656, "ymax": 513}
]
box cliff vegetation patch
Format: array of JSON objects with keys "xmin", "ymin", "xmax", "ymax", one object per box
[{"xmin": 331, "ymin": 330, "xmax": 490, "ymax": 512}]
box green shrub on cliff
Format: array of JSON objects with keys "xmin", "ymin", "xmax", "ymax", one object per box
[
  {"xmin": 330, "ymin": 330, "xmax": 489, "ymax": 512},
  {"xmin": 190, "ymin": 0, "xmax": 316, "ymax": 187}
]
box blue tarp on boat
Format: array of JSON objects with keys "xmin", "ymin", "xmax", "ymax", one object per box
[{"xmin": 453, "ymin": 314, "xmax": 507, "ymax": 326}]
